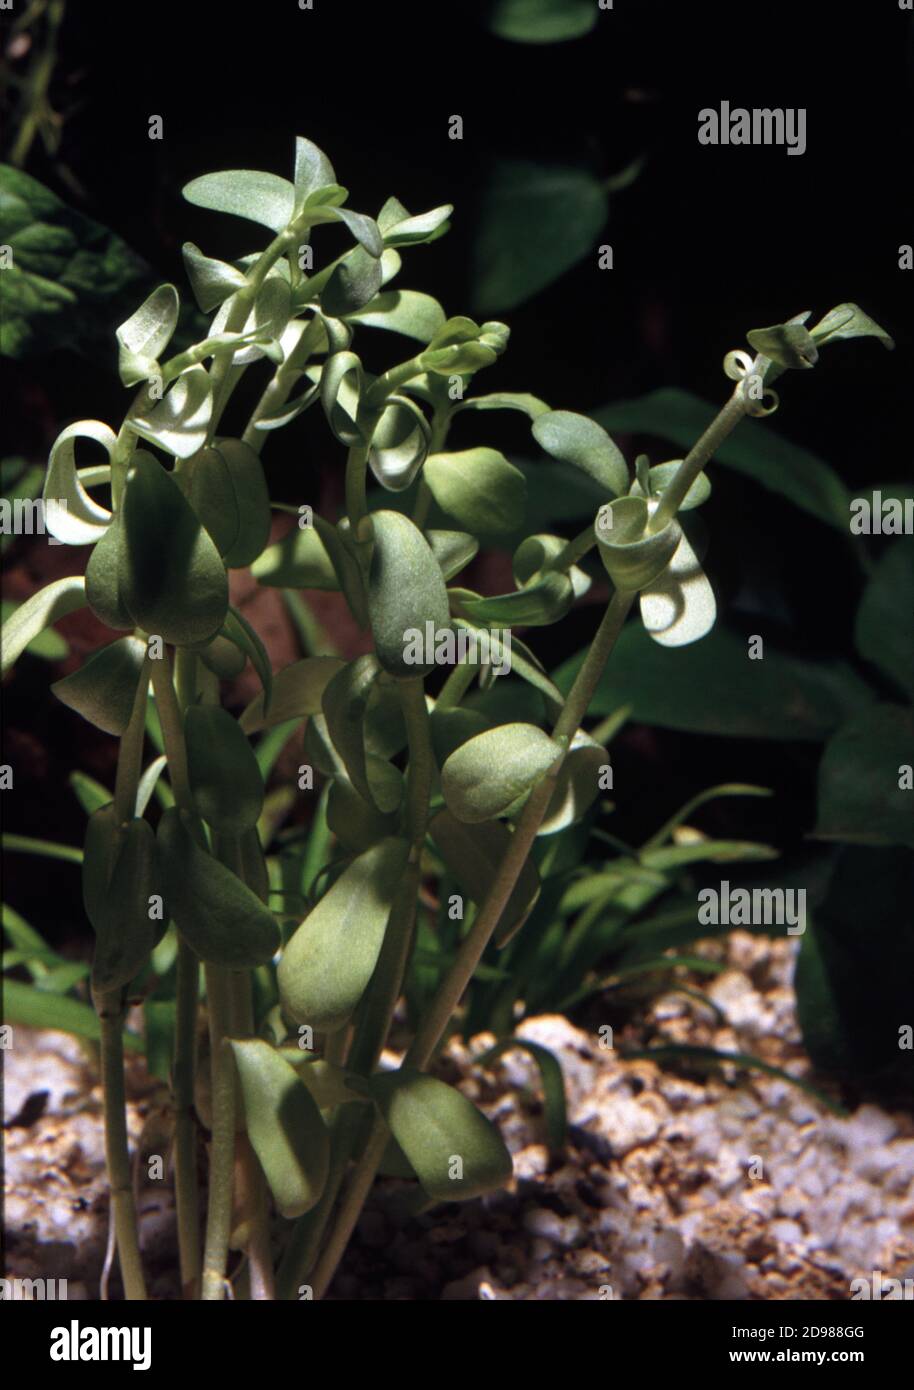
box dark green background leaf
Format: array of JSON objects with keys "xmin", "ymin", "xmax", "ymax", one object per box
[
  {"xmin": 556, "ymin": 623, "xmax": 874, "ymax": 740},
  {"xmin": 0, "ymin": 164, "xmax": 150, "ymax": 359},
  {"xmin": 472, "ymin": 161, "xmax": 608, "ymax": 314}
]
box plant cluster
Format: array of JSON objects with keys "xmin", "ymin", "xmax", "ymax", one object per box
[{"xmin": 1, "ymin": 136, "xmax": 893, "ymax": 1300}]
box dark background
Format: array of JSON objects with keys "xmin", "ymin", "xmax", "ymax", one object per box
[{"xmin": 3, "ymin": 0, "xmax": 913, "ymax": 943}]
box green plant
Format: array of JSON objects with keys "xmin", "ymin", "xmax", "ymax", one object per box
[{"xmin": 0, "ymin": 135, "xmax": 892, "ymax": 1300}]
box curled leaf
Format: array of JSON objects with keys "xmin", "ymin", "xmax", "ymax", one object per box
[
  {"xmin": 640, "ymin": 528, "xmax": 717, "ymax": 648},
  {"xmin": 367, "ymin": 396, "xmax": 430, "ymax": 492},
  {"xmin": 1, "ymin": 575, "xmax": 86, "ymax": 677},
  {"xmin": 116, "ymin": 284, "xmax": 179, "ymax": 385},
  {"xmin": 130, "ymin": 365, "xmax": 214, "ymax": 460},
  {"xmin": 595, "ymin": 496, "xmax": 681, "ymax": 592},
  {"xmin": 42, "ymin": 421, "xmax": 116, "ymax": 544}
]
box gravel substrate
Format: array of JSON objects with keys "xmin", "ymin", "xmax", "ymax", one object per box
[{"xmin": 4, "ymin": 932, "xmax": 913, "ymax": 1299}]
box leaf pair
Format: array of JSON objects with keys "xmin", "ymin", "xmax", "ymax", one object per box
[
  {"xmin": 177, "ymin": 438, "xmax": 271, "ymax": 568},
  {"xmin": 86, "ymin": 452, "xmax": 228, "ymax": 645},
  {"xmin": 231, "ymin": 1044, "xmax": 511, "ymax": 1218}
]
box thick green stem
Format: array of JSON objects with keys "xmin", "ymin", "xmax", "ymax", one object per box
[
  {"xmin": 201, "ymin": 965, "xmax": 236, "ymax": 1300},
  {"xmin": 649, "ymin": 386, "xmax": 749, "ymax": 533},
  {"xmin": 228, "ymin": 967, "xmax": 275, "ymax": 1300},
  {"xmin": 170, "ymin": 646, "xmax": 201, "ymax": 1297},
  {"xmin": 173, "ymin": 941, "xmax": 201, "ymax": 1298},
  {"xmin": 364, "ymin": 355, "xmax": 425, "ymax": 408},
  {"xmin": 434, "ymin": 660, "xmax": 478, "ymax": 713},
  {"xmin": 148, "ymin": 651, "xmax": 193, "ymax": 809},
  {"xmin": 95, "ymin": 653, "xmax": 151, "ymax": 1299},
  {"xmin": 544, "ymin": 523, "xmax": 597, "ymax": 574},
  {"xmin": 344, "ymin": 442, "xmax": 371, "ymax": 533},
  {"xmin": 96, "ymin": 992, "xmax": 147, "ymax": 1300},
  {"xmin": 206, "ymin": 227, "xmax": 298, "ymax": 440}
]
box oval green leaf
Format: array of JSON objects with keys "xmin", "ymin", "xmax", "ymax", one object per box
[
  {"xmin": 532, "ymin": 410, "xmax": 628, "ymax": 498},
  {"xmin": 367, "ymin": 1070, "xmax": 513, "ymax": 1202},
  {"xmin": 185, "ymin": 705, "xmax": 264, "ymax": 835},
  {"xmin": 277, "ymin": 837, "xmax": 409, "ymax": 1031},
  {"xmin": 424, "ymin": 448, "xmax": 526, "ymax": 536},
  {"xmin": 229, "ymin": 1039, "xmax": 330, "ymax": 1218},
  {"xmin": 157, "ymin": 807, "xmax": 280, "ymax": 967},
  {"xmin": 440, "ymin": 722, "xmax": 562, "ymax": 824},
  {"xmin": 121, "ymin": 452, "xmax": 228, "ymax": 646},
  {"xmin": 367, "ymin": 511, "xmax": 451, "ymax": 678}
]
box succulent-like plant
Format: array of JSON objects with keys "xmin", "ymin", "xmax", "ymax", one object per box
[{"xmin": 1, "ymin": 135, "xmax": 892, "ymax": 1301}]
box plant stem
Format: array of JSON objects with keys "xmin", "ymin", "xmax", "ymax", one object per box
[
  {"xmin": 94, "ymin": 649, "xmax": 151, "ymax": 1299},
  {"xmin": 95, "ymin": 990, "xmax": 148, "ymax": 1300},
  {"xmin": 8, "ymin": 0, "xmax": 65, "ymax": 169},
  {"xmin": 241, "ymin": 316, "xmax": 324, "ymax": 453},
  {"xmin": 114, "ymin": 652, "xmax": 151, "ymax": 822},
  {"xmin": 344, "ymin": 442, "xmax": 371, "ymax": 533},
  {"xmin": 200, "ymin": 965, "xmax": 236, "ymax": 1300},
  {"xmin": 364, "ymin": 355, "xmax": 425, "ymax": 407},
  {"xmin": 648, "ymin": 385, "xmax": 749, "ymax": 532},
  {"xmin": 229, "ymin": 968, "xmax": 275, "ymax": 1300},
  {"xmin": 148, "ymin": 651, "xmax": 193, "ymax": 809},
  {"xmin": 206, "ymin": 227, "xmax": 298, "ymax": 441},
  {"xmin": 308, "ymin": 1121, "xmax": 391, "ymax": 1300},
  {"xmin": 434, "ymin": 659, "xmax": 478, "ymax": 713},
  {"xmin": 173, "ymin": 941, "xmax": 201, "ymax": 1298},
  {"xmin": 545, "ymin": 523, "xmax": 597, "ymax": 574},
  {"xmin": 170, "ymin": 645, "xmax": 201, "ymax": 1298},
  {"xmin": 413, "ymin": 588, "xmax": 636, "ymax": 1066}
]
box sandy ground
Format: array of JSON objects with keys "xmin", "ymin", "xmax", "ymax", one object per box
[{"xmin": 4, "ymin": 932, "xmax": 914, "ymax": 1299}]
